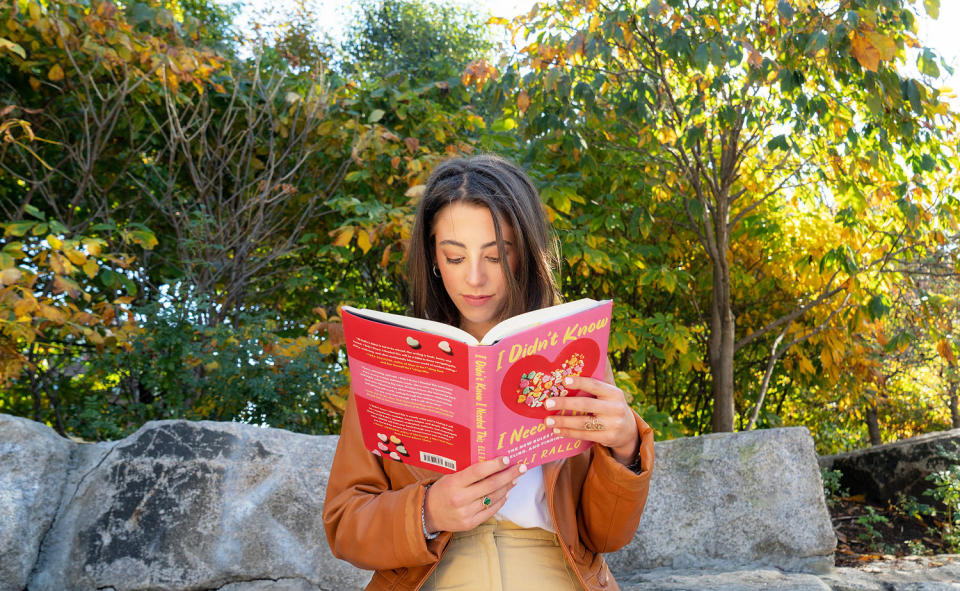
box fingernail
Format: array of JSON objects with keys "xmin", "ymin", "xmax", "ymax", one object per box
[
  {"xmin": 564, "ymin": 377, "xmax": 573, "ymax": 385},
  {"xmin": 512, "ymin": 478, "xmax": 518, "ymax": 485},
  {"xmin": 518, "ymin": 463, "xmax": 527, "ymax": 473},
  {"xmin": 545, "ymin": 399, "xmax": 555, "ymax": 409},
  {"xmin": 545, "ymin": 417, "xmax": 555, "ymax": 426},
  {"xmin": 502, "ymin": 457, "xmax": 510, "ymax": 465},
  {"xmin": 553, "ymin": 428, "xmax": 560, "ymax": 434}
]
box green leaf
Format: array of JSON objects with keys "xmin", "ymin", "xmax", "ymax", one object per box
[
  {"xmin": 24, "ymin": 204, "xmax": 45, "ymax": 220},
  {"xmin": 4, "ymin": 221, "xmax": 34, "ymax": 237},
  {"xmin": 130, "ymin": 229, "xmax": 158, "ymax": 250},
  {"xmin": 924, "ymin": 0, "xmax": 940, "ymax": 19},
  {"xmin": 767, "ymin": 134, "xmax": 790, "ymax": 151},
  {"xmin": 686, "ymin": 198, "xmax": 705, "ymax": 219},
  {"xmin": 917, "ymin": 49, "xmax": 940, "ymax": 77},
  {"xmin": 906, "ymin": 79, "xmax": 922, "ymax": 113},
  {"xmin": 777, "ymin": 0, "xmax": 796, "ymax": 19},
  {"xmin": 866, "ymin": 93, "xmax": 882, "ymax": 117},
  {"xmin": 368, "ymin": 109, "xmax": 385, "ymax": 123},
  {"xmin": 0, "ymin": 37, "xmax": 26, "ymax": 60},
  {"xmin": 693, "ymin": 43, "xmax": 709, "ymax": 70},
  {"xmin": 868, "ymin": 294, "xmax": 891, "ymax": 320}
]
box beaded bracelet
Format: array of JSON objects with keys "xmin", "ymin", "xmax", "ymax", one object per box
[{"xmin": 422, "ymin": 483, "xmax": 439, "ymax": 540}]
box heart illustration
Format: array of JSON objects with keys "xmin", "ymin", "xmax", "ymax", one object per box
[{"xmin": 499, "ymin": 339, "xmax": 601, "ymax": 419}]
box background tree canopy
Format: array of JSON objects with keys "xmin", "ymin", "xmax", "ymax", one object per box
[{"xmin": 1, "ymin": 0, "xmax": 958, "ymax": 456}]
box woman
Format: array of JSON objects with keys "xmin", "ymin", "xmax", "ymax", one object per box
[{"xmin": 323, "ymin": 155, "xmax": 654, "ymax": 591}]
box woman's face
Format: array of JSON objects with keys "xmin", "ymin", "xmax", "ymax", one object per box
[{"xmin": 433, "ymin": 202, "xmax": 519, "ymax": 340}]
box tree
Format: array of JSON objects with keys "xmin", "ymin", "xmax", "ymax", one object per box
[
  {"xmin": 498, "ymin": 0, "xmax": 960, "ymax": 432},
  {"xmin": 341, "ymin": 0, "xmax": 495, "ymax": 83}
]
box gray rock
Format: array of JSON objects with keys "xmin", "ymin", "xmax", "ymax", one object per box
[
  {"xmin": 27, "ymin": 421, "xmax": 370, "ymax": 591},
  {"xmin": 608, "ymin": 427, "xmax": 836, "ymax": 574},
  {"xmin": 620, "ymin": 567, "xmax": 832, "ymax": 590},
  {"xmin": 0, "ymin": 414, "xmax": 73, "ymax": 591},
  {"xmin": 820, "ymin": 555, "xmax": 960, "ymax": 590},
  {"xmin": 820, "ymin": 428, "xmax": 960, "ymax": 504}
]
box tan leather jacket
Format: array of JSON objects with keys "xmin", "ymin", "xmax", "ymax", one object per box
[{"xmin": 323, "ymin": 393, "xmax": 654, "ymax": 591}]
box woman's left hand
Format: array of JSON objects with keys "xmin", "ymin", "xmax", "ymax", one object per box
[{"xmin": 543, "ymin": 375, "xmax": 639, "ymax": 466}]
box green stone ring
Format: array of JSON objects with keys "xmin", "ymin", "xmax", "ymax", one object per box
[{"xmin": 482, "ymin": 496, "xmax": 492, "ymax": 507}]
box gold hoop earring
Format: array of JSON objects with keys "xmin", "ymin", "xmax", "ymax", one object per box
[{"xmin": 432, "ymin": 264, "xmax": 441, "ymax": 278}]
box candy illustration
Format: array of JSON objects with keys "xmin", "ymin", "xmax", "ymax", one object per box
[
  {"xmin": 515, "ymin": 353, "xmax": 586, "ymax": 408},
  {"xmin": 377, "ymin": 442, "xmax": 389, "ymax": 451},
  {"xmin": 389, "ymin": 451, "xmax": 402, "ymax": 461},
  {"xmin": 396, "ymin": 444, "xmax": 409, "ymax": 456},
  {"xmin": 406, "ymin": 336, "xmax": 421, "ymax": 349},
  {"xmin": 438, "ymin": 340, "xmax": 452, "ymax": 355}
]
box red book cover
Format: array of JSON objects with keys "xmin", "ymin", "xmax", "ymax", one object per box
[{"xmin": 342, "ymin": 299, "xmax": 613, "ymax": 473}]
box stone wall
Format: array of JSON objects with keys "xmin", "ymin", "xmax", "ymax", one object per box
[{"xmin": 0, "ymin": 414, "xmax": 835, "ymax": 591}]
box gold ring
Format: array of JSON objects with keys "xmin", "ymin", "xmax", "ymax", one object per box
[{"xmin": 584, "ymin": 415, "xmax": 605, "ymax": 431}]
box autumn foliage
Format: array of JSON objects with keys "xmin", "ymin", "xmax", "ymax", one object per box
[{"xmin": 1, "ymin": 0, "xmax": 959, "ymax": 453}]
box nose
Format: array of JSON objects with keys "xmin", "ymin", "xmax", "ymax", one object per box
[{"xmin": 465, "ymin": 258, "xmax": 485, "ymax": 287}]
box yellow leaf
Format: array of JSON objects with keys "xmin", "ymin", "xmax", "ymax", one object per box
[
  {"xmin": 38, "ymin": 303, "xmax": 65, "ymax": 323},
  {"xmin": 48, "ymin": 63, "xmax": 64, "ymax": 82},
  {"xmin": 0, "ymin": 267, "xmax": 21, "ymax": 286},
  {"xmin": 332, "ymin": 227, "xmax": 354, "ymax": 247},
  {"xmin": 14, "ymin": 295, "xmax": 37, "ymax": 317},
  {"xmin": 83, "ymin": 328, "xmax": 104, "ymax": 345},
  {"xmin": 204, "ymin": 361, "xmax": 220, "ymax": 372},
  {"xmin": 657, "ymin": 127, "xmax": 677, "ymax": 145},
  {"xmin": 82, "ymin": 238, "xmax": 102, "ymax": 257},
  {"xmin": 850, "ymin": 31, "xmax": 881, "ymax": 72},
  {"xmin": 517, "ymin": 89, "xmax": 531, "ymax": 114},
  {"xmin": 46, "ymin": 234, "xmax": 62, "ymax": 250},
  {"xmin": 65, "ymin": 248, "xmax": 87, "ymax": 266},
  {"xmin": 404, "ymin": 184, "xmax": 425, "ymax": 200},
  {"xmin": 864, "ymin": 31, "xmax": 896, "ymax": 61},
  {"xmin": 937, "ymin": 340, "xmax": 956, "ymax": 365},
  {"xmin": 82, "ymin": 259, "xmax": 99, "ymax": 279},
  {"xmin": 357, "ymin": 230, "xmax": 372, "ymax": 254}
]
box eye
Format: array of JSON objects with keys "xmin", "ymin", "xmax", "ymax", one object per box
[
  {"xmin": 486, "ymin": 256, "xmax": 500, "ymax": 263},
  {"xmin": 445, "ymin": 257, "xmax": 464, "ymax": 264}
]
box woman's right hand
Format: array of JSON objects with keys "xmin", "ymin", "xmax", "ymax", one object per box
[{"xmin": 423, "ymin": 456, "xmax": 526, "ymax": 534}]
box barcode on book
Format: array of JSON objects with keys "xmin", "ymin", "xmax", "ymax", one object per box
[{"xmin": 420, "ymin": 451, "xmax": 456, "ymax": 471}]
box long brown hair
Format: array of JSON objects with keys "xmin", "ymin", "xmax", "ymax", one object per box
[{"xmin": 407, "ymin": 154, "xmax": 560, "ymax": 326}]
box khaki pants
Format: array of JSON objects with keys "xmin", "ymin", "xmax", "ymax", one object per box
[{"xmin": 423, "ymin": 518, "xmax": 583, "ymax": 591}]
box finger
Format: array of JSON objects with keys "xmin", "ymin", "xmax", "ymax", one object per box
[
  {"xmin": 465, "ymin": 462, "xmax": 526, "ymax": 499},
  {"xmin": 545, "ymin": 394, "xmax": 617, "ymax": 415},
  {"xmin": 560, "ymin": 375, "xmax": 625, "ymax": 401},
  {"xmin": 458, "ymin": 456, "xmax": 513, "ymax": 485},
  {"xmin": 467, "ymin": 493, "xmax": 510, "ymax": 529}
]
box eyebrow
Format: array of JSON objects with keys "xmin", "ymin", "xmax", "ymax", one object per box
[{"xmin": 438, "ymin": 239, "xmax": 513, "ymax": 249}]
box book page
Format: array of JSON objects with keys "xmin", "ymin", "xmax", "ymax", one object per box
[
  {"xmin": 479, "ymin": 299, "xmax": 602, "ymax": 345},
  {"xmin": 342, "ymin": 306, "xmax": 479, "ymax": 345}
]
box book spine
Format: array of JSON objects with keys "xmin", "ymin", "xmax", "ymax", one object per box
[{"xmin": 471, "ymin": 345, "xmax": 492, "ymax": 463}]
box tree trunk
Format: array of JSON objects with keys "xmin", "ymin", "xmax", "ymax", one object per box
[
  {"xmin": 950, "ymin": 381, "xmax": 960, "ymax": 429},
  {"xmin": 709, "ymin": 261, "xmax": 736, "ymax": 432},
  {"xmin": 866, "ymin": 405, "xmax": 882, "ymax": 446}
]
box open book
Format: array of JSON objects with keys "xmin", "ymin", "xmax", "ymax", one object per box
[{"xmin": 342, "ymin": 299, "xmax": 613, "ymax": 473}]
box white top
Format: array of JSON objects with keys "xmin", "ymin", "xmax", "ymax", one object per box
[{"xmin": 495, "ymin": 465, "xmax": 554, "ymax": 532}]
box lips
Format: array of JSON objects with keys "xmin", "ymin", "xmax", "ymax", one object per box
[{"xmin": 462, "ymin": 294, "xmax": 493, "ymax": 306}]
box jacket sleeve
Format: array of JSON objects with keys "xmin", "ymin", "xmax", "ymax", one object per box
[
  {"xmin": 322, "ymin": 393, "xmax": 448, "ymax": 570},
  {"xmin": 576, "ymin": 409, "xmax": 654, "ymax": 553}
]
